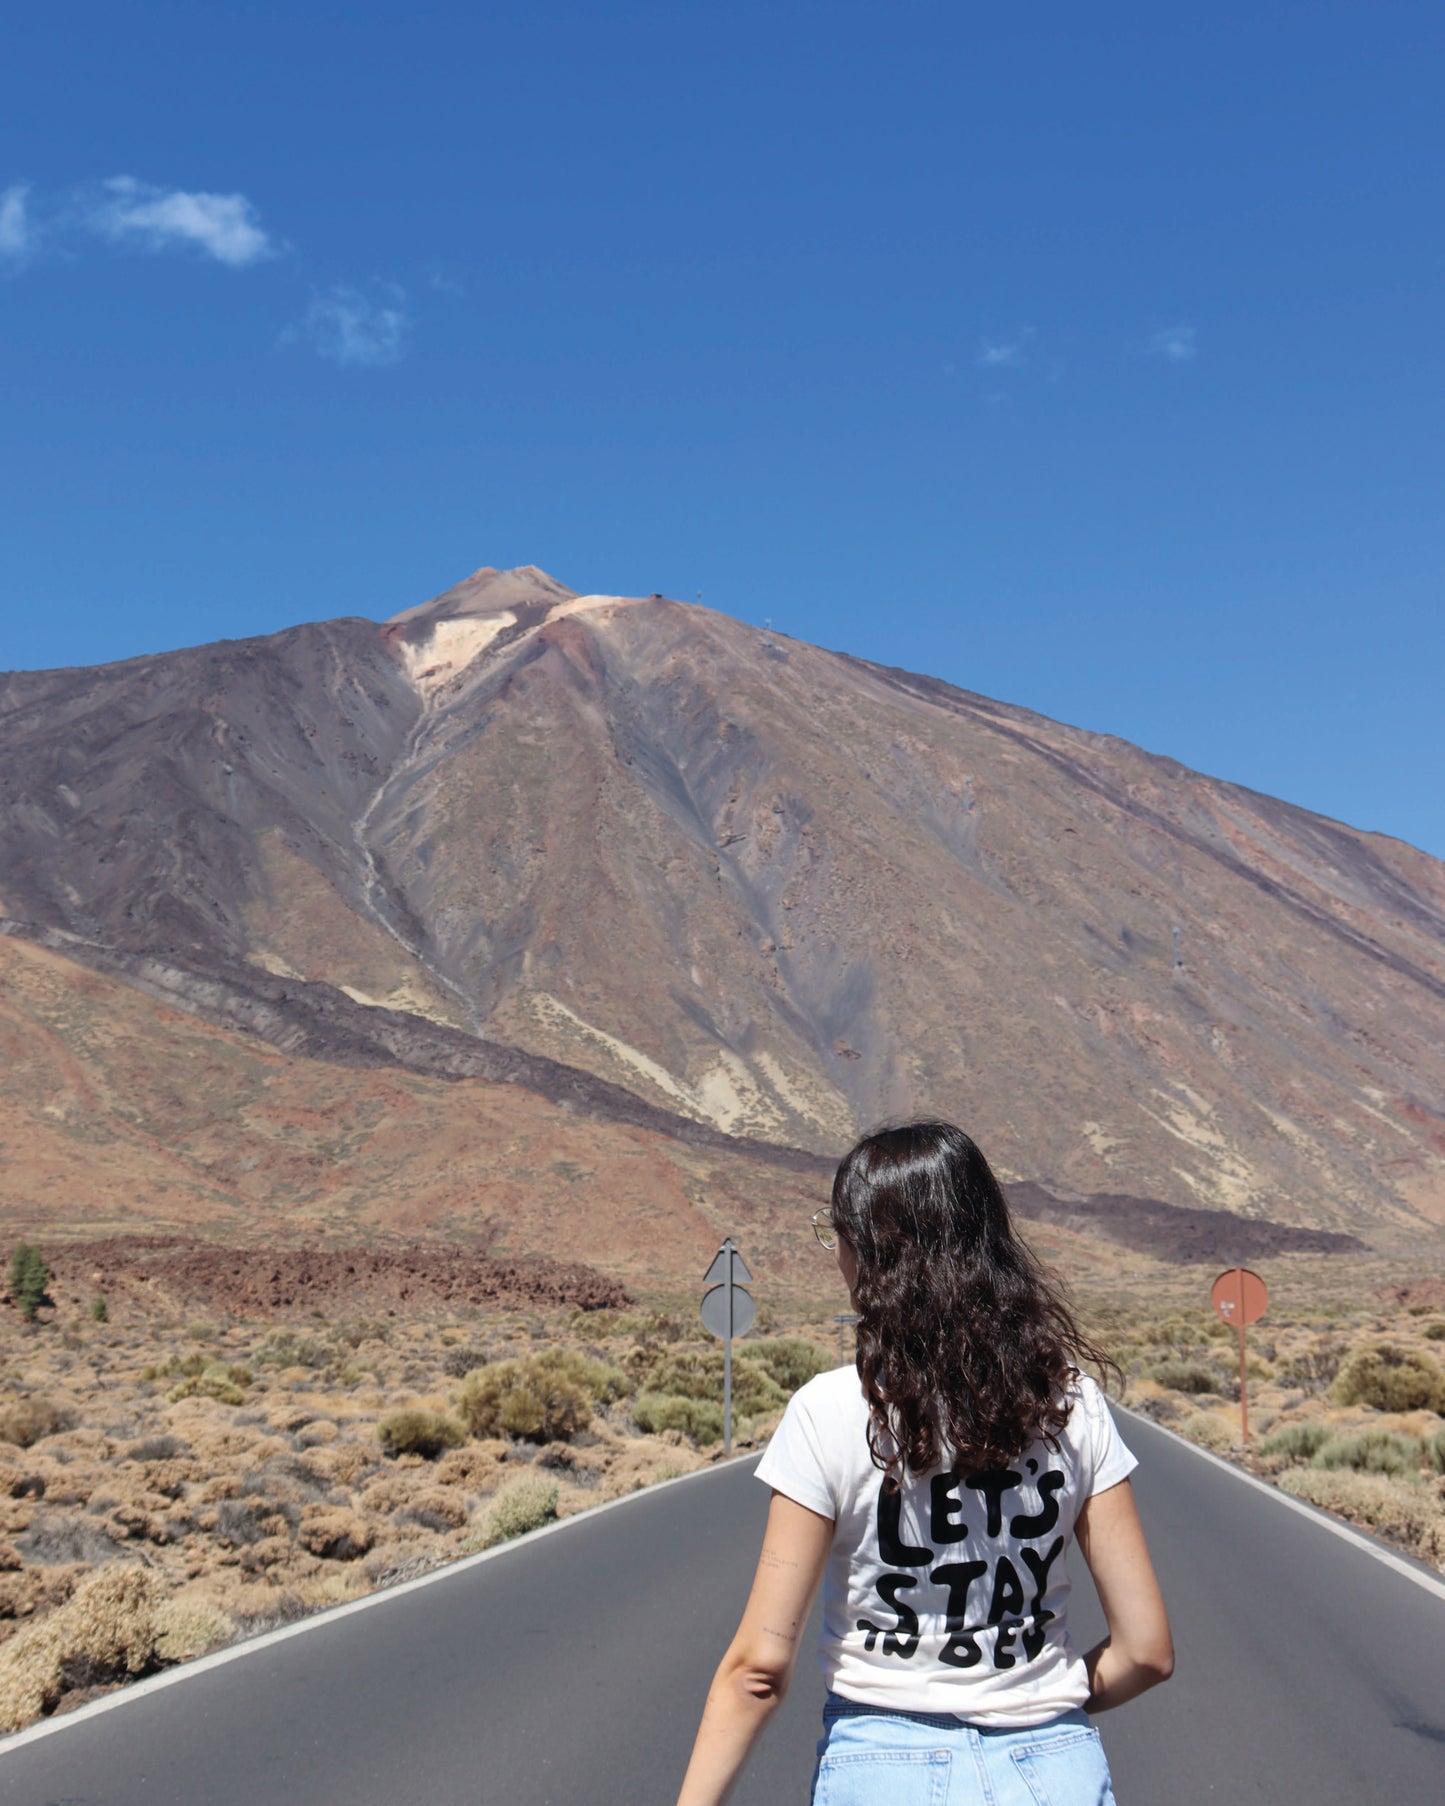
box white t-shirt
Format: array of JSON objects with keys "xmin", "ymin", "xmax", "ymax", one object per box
[{"xmin": 755, "ymin": 1367, "xmax": 1136, "ymax": 1727}]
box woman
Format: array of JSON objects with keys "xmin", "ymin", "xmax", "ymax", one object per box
[{"xmin": 676, "ymin": 1121, "xmax": 1173, "ymax": 1806}]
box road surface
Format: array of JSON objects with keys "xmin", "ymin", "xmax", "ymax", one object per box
[{"xmin": 2, "ymin": 1411, "xmax": 1442, "ymax": 1803}]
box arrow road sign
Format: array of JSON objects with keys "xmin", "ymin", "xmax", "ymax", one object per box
[{"xmin": 700, "ymin": 1238, "xmax": 753, "ymax": 1456}]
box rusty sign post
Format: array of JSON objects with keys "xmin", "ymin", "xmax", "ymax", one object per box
[
  {"xmin": 701, "ymin": 1239, "xmax": 754, "ymax": 1457},
  {"xmin": 1210, "ymin": 1266, "xmax": 1269, "ymax": 1443}
]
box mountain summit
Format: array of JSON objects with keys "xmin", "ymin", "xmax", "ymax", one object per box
[{"xmin": 2, "ymin": 565, "xmax": 1442, "ymax": 1245}]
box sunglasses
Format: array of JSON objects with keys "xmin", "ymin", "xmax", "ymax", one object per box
[{"xmin": 811, "ymin": 1208, "xmax": 838, "ymax": 1251}]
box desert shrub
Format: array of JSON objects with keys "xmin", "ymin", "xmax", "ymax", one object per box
[
  {"xmin": 1330, "ymin": 1343, "xmax": 1445, "ymax": 1414},
  {"xmin": 1179, "ymin": 1411, "xmax": 1236, "ymax": 1451},
  {"xmin": 633, "ymin": 1392, "xmax": 725, "ymax": 1445},
  {"xmin": 167, "ymin": 1363, "xmax": 251, "ymax": 1406},
  {"xmin": 635, "ymin": 1348, "xmax": 786, "ymax": 1418},
  {"xmin": 584, "ymin": 1307, "xmax": 685, "ymax": 1342},
  {"xmin": 143, "ymin": 1352, "xmax": 207, "ymax": 1382},
  {"xmin": 1278, "ymin": 1468, "xmax": 1441, "ymax": 1556},
  {"xmin": 7, "ymin": 1243, "xmax": 50, "ymax": 1322},
  {"xmin": 17, "ymin": 1514, "xmax": 121, "ymax": 1565},
  {"xmin": 1312, "ymin": 1430, "xmax": 1424, "ymax": 1479},
  {"xmin": 127, "ymin": 1434, "xmax": 187, "ymax": 1462},
  {"xmin": 1128, "ymin": 1392, "xmax": 1182, "ymax": 1426},
  {"xmin": 456, "ymin": 1350, "xmax": 628, "ymax": 1443},
  {"xmin": 1427, "ymin": 1426, "xmax": 1445, "ymax": 1476},
  {"xmin": 214, "ymin": 1500, "xmax": 270, "ymax": 1547},
  {"xmin": 486, "ymin": 1478, "xmax": 559, "ymax": 1543},
  {"xmin": 331, "ymin": 1319, "xmax": 391, "ymax": 1350},
  {"xmin": 91, "ymin": 1296, "xmax": 108, "ymax": 1323},
  {"xmin": 442, "ymin": 1346, "xmax": 488, "ymax": 1379},
  {"xmin": 1277, "ymin": 1339, "xmax": 1345, "ymax": 1394},
  {"xmin": 254, "ymin": 1331, "xmax": 331, "ymax": 1370},
  {"xmin": 743, "ymin": 1337, "xmax": 833, "ymax": 1393},
  {"xmin": 1422, "ymin": 1321, "xmax": 1445, "ymax": 1342},
  {"xmin": 1259, "ymin": 1422, "xmax": 1332, "ymax": 1461},
  {"xmin": 152, "ymin": 1594, "xmax": 235, "ymax": 1663},
  {"xmin": 0, "ymin": 1396, "xmax": 74, "ymax": 1448},
  {"xmin": 377, "ymin": 1409, "xmax": 466, "ymax": 1459},
  {"xmin": 0, "ymin": 1564, "xmax": 160, "ymax": 1732},
  {"xmin": 297, "ymin": 1507, "xmax": 373, "ymax": 1560},
  {"xmin": 1148, "ymin": 1360, "xmax": 1222, "ymax": 1396}
]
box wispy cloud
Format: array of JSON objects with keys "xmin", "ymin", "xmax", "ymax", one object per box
[
  {"xmin": 300, "ymin": 282, "xmax": 410, "ymax": 366},
  {"xmin": 88, "ymin": 176, "xmax": 274, "ymax": 267},
  {"xmin": 1147, "ymin": 324, "xmax": 1197, "ymax": 363},
  {"xmin": 0, "ymin": 184, "xmax": 31, "ymax": 262},
  {"xmin": 979, "ymin": 330, "xmax": 1033, "ymax": 369}
]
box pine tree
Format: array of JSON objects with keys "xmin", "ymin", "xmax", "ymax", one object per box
[{"xmin": 7, "ymin": 1243, "xmax": 50, "ymax": 1322}]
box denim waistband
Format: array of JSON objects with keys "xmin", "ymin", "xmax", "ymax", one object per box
[{"xmin": 822, "ymin": 1691, "xmax": 1090, "ymax": 1736}]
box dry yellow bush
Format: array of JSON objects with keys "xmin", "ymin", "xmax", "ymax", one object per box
[
  {"xmin": 434, "ymin": 1441, "xmax": 508, "ymax": 1489},
  {"xmin": 153, "ymin": 1593, "xmax": 236, "ymax": 1662},
  {"xmin": 296, "ymin": 1507, "xmax": 373, "ymax": 1561},
  {"xmin": 1278, "ymin": 1467, "xmax": 1445, "ymax": 1567},
  {"xmin": 1179, "ymin": 1411, "xmax": 1237, "ymax": 1451},
  {"xmin": 0, "ymin": 1397, "xmax": 74, "ymax": 1449},
  {"xmin": 0, "ymin": 1564, "xmax": 160, "ymax": 1732}
]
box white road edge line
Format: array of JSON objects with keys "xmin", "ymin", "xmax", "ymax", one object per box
[
  {"xmin": 0, "ymin": 1450, "xmax": 761, "ymax": 1759},
  {"xmin": 1115, "ymin": 1402, "xmax": 1445, "ymax": 1604}
]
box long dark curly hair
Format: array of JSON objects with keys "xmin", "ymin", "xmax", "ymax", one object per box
[{"xmin": 830, "ymin": 1121, "xmax": 1115, "ymax": 1489}]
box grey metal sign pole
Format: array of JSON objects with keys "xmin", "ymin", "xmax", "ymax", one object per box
[{"xmin": 700, "ymin": 1238, "xmax": 754, "ymax": 1456}]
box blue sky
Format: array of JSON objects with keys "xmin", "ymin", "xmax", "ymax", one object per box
[{"xmin": 3, "ymin": 1, "xmax": 1442, "ymax": 857}]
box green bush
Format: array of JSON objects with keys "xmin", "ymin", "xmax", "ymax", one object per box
[
  {"xmin": 91, "ymin": 1296, "xmax": 108, "ymax": 1323},
  {"xmin": 1259, "ymin": 1422, "xmax": 1332, "ymax": 1461},
  {"xmin": 487, "ymin": 1478, "xmax": 559, "ymax": 1542},
  {"xmin": 167, "ymin": 1363, "xmax": 252, "ymax": 1406},
  {"xmin": 456, "ymin": 1350, "xmax": 628, "ymax": 1443},
  {"xmin": 1148, "ymin": 1360, "xmax": 1222, "ymax": 1395},
  {"xmin": 633, "ymin": 1391, "xmax": 726, "ymax": 1445},
  {"xmin": 1427, "ymin": 1426, "xmax": 1445, "ymax": 1476},
  {"xmin": 1330, "ymin": 1343, "xmax": 1445, "ymax": 1414},
  {"xmin": 377, "ymin": 1409, "xmax": 467, "ymax": 1459},
  {"xmin": 743, "ymin": 1337, "xmax": 833, "ymax": 1392},
  {"xmin": 7, "ymin": 1244, "xmax": 50, "ymax": 1322},
  {"xmin": 1311, "ymin": 1430, "xmax": 1423, "ymax": 1478},
  {"xmin": 1421, "ymin": 1321, "xmax": 1445, "ymax": 1342},
  {"xmin": 638, "ymin": 1348, "xmax": 786, "ymax": 1417}
]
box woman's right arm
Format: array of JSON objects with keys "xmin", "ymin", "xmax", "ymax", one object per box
[{"xmin": 1073, "ymin": 1478, "xmax": 1174, "ymax": 1711}]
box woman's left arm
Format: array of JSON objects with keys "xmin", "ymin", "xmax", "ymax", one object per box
[{"xmin": 675, "ymin": 1490, "xmax": 834, "ymax": 1806}]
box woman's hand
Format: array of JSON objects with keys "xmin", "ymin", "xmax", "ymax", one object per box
[
  {"xmin": 675, "ymin": 1490, "xmax": 833, "ymax": 1806},
  {"xmin": 1074, "ymin": 1477, "xmax": 1174, "ymax": 1711}
]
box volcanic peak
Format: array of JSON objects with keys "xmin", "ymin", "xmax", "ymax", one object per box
[{"xmin": 380, "ymin": 564, "xmax": 656, "ymax": 698}]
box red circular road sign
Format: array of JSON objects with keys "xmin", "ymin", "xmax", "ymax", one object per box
[{"xmin": 1211, "ymin": 1267, "xmax": 1269, "ymax": 1326}]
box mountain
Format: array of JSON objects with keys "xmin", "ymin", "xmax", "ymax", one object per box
[{"xmin": 1, "ymin": 565, "xmax": 1442, "ymax": 1250}]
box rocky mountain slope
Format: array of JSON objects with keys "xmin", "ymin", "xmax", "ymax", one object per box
[{"xmin": 2, "ymin": 566, "xmax": 1442, "ymax": 1246}]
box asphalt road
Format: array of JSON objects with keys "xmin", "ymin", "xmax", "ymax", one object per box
[{"xmin": 3, "ymin": 1411, "xmax": 1442, "ymax": 1804}]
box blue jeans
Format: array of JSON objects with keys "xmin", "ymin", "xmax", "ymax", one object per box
[{"xmin": 811, "ymin": 1694, "xmax": 1117, "ymax": 1806}]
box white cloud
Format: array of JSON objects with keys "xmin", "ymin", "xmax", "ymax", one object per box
[
  {"xmin": 0, "ymin": 184, "xmax": 32, "ymax": 264},
  {"xmin": 1147, "ymin": 324, "xmax": 1197, "ymax": 363},
  {"xmin": 90, "ymin": 176, "xmax": 273, "ymax": 267},
  {"xmin": 979, "ymin": 331, "xmax": 1032, "ymax": 369},
  {"xmin": 301, "ymin": 283, "xmax": 409, "ymax": 366},
  {"xmin": 0, "ymin": 184, "xmax": 31, "ymax": 260}
]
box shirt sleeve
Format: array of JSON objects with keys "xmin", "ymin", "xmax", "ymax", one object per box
[
  {"xmin": 755, "ymin": 1379, "xmax": 839, "ymax": 1519},
  {"xmin": 1078, "ymin": 1375, "xmax": 1138, "ymax": 1496}
]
